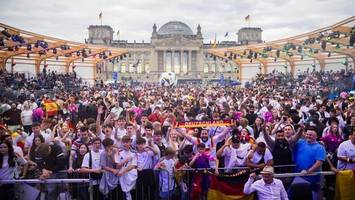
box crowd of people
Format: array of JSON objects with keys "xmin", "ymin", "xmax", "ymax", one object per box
[
  {"xmin": 0, "ymin": 69, "xmax": 83, "ymax": 99},
  {"xmin": 0, "ymin": 68, "xmax": 355, "ymax": 200}
]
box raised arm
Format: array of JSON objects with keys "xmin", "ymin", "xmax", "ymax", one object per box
[
  {"xmin": 96, "ymin": 105, "xmax": 104, "ymax": 135},
  {"xmin": 176, "ymin": 128, "xmax": 198, "ymax": 145},
  {"xmin": 216, "ymin": 138, "xmax": 231, "ymax": 158},
  {"xmin": 289, "ymin": 127, "xmax": 303, "ymax": 148},
  {"xmin": 212, "ymin": 127, "xmax": 232, "ymax": 144},
  {"xmin": 189, "ymin": 153, "xmax": 199, "ymax": 167},
  {"xmin": 263, "ymin": 126, "xmax": 275, "ymax": 150},
  {"xmin": 103, "ymin": 112, "xmax": 114, "ymax": 126},
  {"xmin": 146, "ymin": 140, "xmax": 159, "ymax": 155},
  {"xmin": 243, "ymin": 173, "xmax": 257, "ymax": 194},
  {"xmin": 271, "ymin": 122, "xmax": 281, "ymax": 135}
]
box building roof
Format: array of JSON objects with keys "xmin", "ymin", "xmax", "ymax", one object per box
[
  {"xmin": 238, "ymin": 27, "xmax": 263, "ymax": 32},
  {"xmin": 157, "ymin": 21, "xmax": 194, "ymax": 35}
]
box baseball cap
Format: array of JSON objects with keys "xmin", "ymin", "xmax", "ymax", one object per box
[{"xmin": 260, "ymin": 166, "xmax": 274, "ymax": 174}]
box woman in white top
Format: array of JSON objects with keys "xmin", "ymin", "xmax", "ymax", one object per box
[
  {"xmin": 167, "ymin": 128, "xmax": 181, "ymax": 152},
  {"xmin": 0, "ymin": 140, "xmax": 27, "ymax": 200},
  {"xmin": 21, "ymin": 103, "xmax": 33, "ymax": 134}
]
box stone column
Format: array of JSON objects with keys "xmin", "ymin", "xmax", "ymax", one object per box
[
  {"xmin": 163, "ymin": 50, "xmax": 166, "ymax": 72},
  {"xmin": 180, "ymin": 49, "xmax": 183, "ymax": 74},
  {"xmin": 188, "ymin": 50, "xmax": 192, "ymax": 73},
  {"xmin": 141, "ymin": 52, "xmax": 145, "ymax": 73},
  {"xmin": 171, "ymin": 50, "xmax": 175, "ymax": 72}
]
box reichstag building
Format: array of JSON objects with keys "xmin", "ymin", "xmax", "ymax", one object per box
[{"xmin": 86, "ymin": 21, "xmax": 262, "ymax": 82}]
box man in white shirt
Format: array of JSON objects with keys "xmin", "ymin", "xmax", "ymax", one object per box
[
  {"xmin": 111, "ymin": 102, "xmax": 123, "ymax": 120},
  {"xmin": 216, "ymin": 135, "xmax": 251, "ymax": 172},
  {"xmin": 116, "ymin": 135, "xmax": 138, "ymax": 200},
  {"xmin": 114, "ymin": 116, "xmax": 127, "ymax": 144},
  {"xmin": 136, "ymin": 137, "xmax": 159, "ymax": 200},
  {"xmin": 244, "ymin": 166, "xmax": 288, "ymax": 200},
  {"xmin": 24, "ymin": 123, "xmax": 51, "ymax": 153},
  {"xmin": 337, "ymin": 130, "xmax": 355, "ymax": 170},
  {"xmin": 80, "ymin": 137, "xmax": 103, "ymax": 200},
  {"xmin": 246, "ymin": 142, "xmax": 274, "ymax": 170}
]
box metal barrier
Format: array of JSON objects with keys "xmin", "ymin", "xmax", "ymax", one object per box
[
  {"xmin": 0, "ymin": 178, "xmax": 93, "ymax": 200},
  {"xmin": 0, "ymin": 168, "xmax": 338, "ymax": 200}
]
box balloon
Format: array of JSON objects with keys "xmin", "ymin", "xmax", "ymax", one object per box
[{"xmin": 159, "ymin": 72, "xmax": 177, "ymax": 87}]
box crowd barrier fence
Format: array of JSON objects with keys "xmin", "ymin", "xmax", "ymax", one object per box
[{"xmin": 0, "ymin": 166, "xmax": 338, "ymax": 200}]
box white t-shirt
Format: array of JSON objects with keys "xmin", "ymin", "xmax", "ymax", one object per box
[
  {"xmin": 337, "ymin": 140, "xmax": 355, "ymax": 170},
  {"xmin": 115, "ymin": 149, "xmax": 138, "ymax": 192},
  {"xmin": 24, "ymin": 132, "xmax": 52, "ymax": 148},
  {"xmin": 115, "ymin": 150, "xmax": 138, "ymax": 171},
  {"xmin": 222, "ymin": 143, "xmax": 251, "ymax": 170},
  {"xmin": 159, "ymin": 158, "xmax": 176, "ymax": 192},
  {"xmin": 81, "ymin": 149, "xmax": 103, "ymax": 185},
  {"xmin": 137, "ymin": 150, "xmax": 154, "ymax": 170},
  {"xmin": 82, "ymin": 149, "xmax": 103, "ymax": 170},
  {"xmin": 249, "ymin": 148, "xmax": 273, "ymax": 165},
  {"xmin": 21, "ymin": 110, "xmax": 33, "ymax": 126}
]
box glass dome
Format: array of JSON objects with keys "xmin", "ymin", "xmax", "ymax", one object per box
[{"xmin": 157, "ymin": 21, "xmax": 194, "ymax": 35}]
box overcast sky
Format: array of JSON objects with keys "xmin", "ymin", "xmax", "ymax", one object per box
[{"xmin": 0, "ymin": 0, "xmax": 354, "ymax": 44}]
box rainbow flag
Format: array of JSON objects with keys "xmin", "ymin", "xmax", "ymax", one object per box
[
  {"xmin": 335, "ymin": 170, "xmax": 355, "ymax": 200},
  {"xmin": 207, "ymin": 171, "xmax": 254, "ymax": 200}
]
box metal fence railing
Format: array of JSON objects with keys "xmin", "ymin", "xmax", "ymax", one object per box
[
  {"xmin": 0, "ymin": 167, "xmax": 339, "ymax": 200},
  {"xmin": 0, "ymin": 178, "xmax": 92, "ymax": 200}
]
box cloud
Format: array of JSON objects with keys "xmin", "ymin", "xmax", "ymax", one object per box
[{"xmin": 0, "ymin": 0, "xmax": 353, "ymax": 43}]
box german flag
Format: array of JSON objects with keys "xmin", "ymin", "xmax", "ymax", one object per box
[{"xmin": 207, "ymin": 171, "xmax": 254, "ymax": 200}]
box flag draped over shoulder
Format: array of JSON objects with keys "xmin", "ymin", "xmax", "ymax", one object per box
[
  {"xmin": 335, "ymin": 170, "xmax": 355, "ymax": 200},
  {"xmin": 43, "ymin": 100, "xmax": 58, "ymax": 117},
  {"xmin": 207, "ymin": 170, "xmax": 254, "ymax": 200}
]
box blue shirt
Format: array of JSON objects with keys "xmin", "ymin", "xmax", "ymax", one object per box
[{"xmin": 294, "ymin": 139, "xmax": 326, "ymax": 183}]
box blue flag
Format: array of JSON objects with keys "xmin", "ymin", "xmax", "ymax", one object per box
[{"xmin": 112, "ymin": 72, "xmax": 118, "ymax": 80}]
